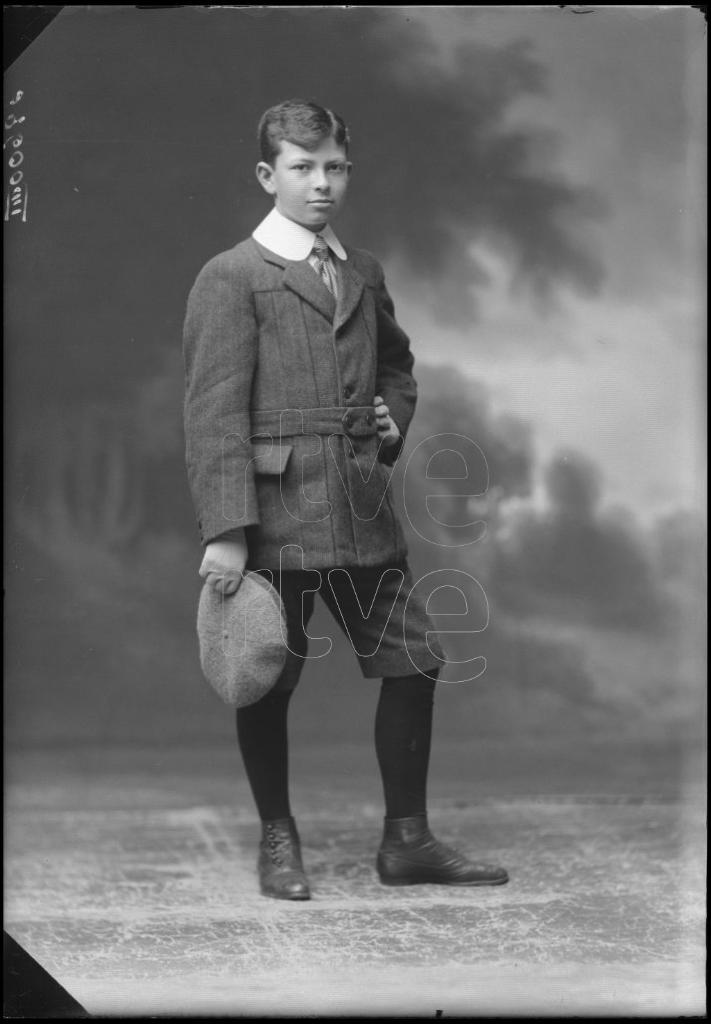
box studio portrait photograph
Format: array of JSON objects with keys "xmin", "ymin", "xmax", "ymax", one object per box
[{"xmin": 4, "ymin": 5, "xmax": 706, "ymax": 1018}]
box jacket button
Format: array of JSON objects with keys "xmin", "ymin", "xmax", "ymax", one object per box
[
  {"xmin": 366, "ymin": 412, "xmax": 374, "ymax": 425},
  {"xmin": 343, "ymin": 385, "xmax": 353, "ymax": 399},
  {"xmin": 344, "ymin": 413, "xmax": 353, "ymax": 428}
]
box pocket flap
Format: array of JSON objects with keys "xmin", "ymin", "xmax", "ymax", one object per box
[{"xmin": 251, "ymin": 441, "xmax": 293, "ymax": 475}]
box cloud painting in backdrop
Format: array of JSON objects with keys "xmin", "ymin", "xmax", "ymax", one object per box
[{"xmin": 5, "ymin": 6, "xmax": 705, "ymax": 745}]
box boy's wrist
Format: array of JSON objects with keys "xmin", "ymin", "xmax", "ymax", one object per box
[{"xmin": 209, "ymin": 527, "xmax": 246, "ymax": 545}]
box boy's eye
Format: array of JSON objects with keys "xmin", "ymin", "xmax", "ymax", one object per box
[{"xmin": 290, "ymin": 163, "xmax": 345, "ymax": 173}]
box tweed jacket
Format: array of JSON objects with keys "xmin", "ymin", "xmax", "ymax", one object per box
[{"xmin": 183, "ymin": 236, "xmax": 417, "ymax": 571}]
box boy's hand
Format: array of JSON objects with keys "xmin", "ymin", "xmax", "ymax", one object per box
[
  {"xmin": 199, "ymin": 534, "xmax": 248, "ymax": 596},
  {"xmin": 374, "ymin": 396, "xmax": 401, "ymax": 448}
]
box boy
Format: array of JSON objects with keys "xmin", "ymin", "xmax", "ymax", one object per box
[{"xmin": 183, "ymin": 99, "xmax": 508, "ymax": 899}]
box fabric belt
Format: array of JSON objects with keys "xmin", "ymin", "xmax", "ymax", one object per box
[{"xmin": 251, "ymin": 406, "xmax": 377, "ymax": 439}]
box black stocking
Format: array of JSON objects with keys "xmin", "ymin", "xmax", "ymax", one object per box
[
  {"xmin": 236, "ymin": 689, "xmax": 293, "ymax": 822},
  {"xmin": 374, "ymin": 672, "xmax": 438, "ymax": 819}
]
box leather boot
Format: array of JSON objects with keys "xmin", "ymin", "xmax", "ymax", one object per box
[
  {"xmin": 376, "ymin": 813, "xmax": 509, "ymax": 887},
  {"xmin": 258, "ymin": 817, "xmax": 311, "ymax": 900}
]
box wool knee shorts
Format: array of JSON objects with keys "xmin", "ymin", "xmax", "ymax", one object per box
[{"xmin": 252, "ymin": 561, "xmax": 445, "ymax": 691}]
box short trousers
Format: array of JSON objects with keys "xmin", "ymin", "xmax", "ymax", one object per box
[{"xmin": 252, "ymin": 561, "xmax": 445, "ymax": 691}]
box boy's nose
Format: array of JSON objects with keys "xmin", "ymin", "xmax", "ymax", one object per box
[{"xmin": 312, "ymin": 169, "xmax": 330, "ymax": 191}]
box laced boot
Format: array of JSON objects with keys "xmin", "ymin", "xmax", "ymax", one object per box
[
  {"xmin": 377, "ymin": 813, "xmax": 508, "ymax": 887},
  {"xmin": 258, "ymin": 816, "xmax": 311, "ymax": 900}
]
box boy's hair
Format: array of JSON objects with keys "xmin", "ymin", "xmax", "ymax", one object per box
[{"xmin": 258, "ymin": 99, "xmax": 350, "ymax": 166}]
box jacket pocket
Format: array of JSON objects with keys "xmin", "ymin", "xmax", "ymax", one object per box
[{"xmin": 251, "ymin": 441, "xmax": 293, "ymax": 475}]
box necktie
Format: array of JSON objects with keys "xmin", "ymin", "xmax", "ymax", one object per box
[{"xmin": 312, "ymin": 234, "xmax": 337, "ymax": 296}]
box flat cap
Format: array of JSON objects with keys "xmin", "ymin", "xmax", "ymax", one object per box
[{"xmin": 197, "ymin": 571, "xmax": 287, "ymax": 707}]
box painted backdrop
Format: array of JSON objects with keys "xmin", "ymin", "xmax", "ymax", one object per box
[{"xmin": 5, "ymin": 8, "xmax": 705, "ymax": 767}]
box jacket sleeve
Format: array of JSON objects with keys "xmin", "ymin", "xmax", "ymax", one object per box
[
  {"xmin": 182, "ymin": 253, "xmax": 260, "ymax": 546},
  {"xmin": 373, "ymin": 262, "xmax": 417, "ymax": 467}
]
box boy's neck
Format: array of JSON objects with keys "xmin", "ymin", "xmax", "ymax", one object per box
[
  {"xmin": 253, "ymin": 207, "xmax": 347, "ymax": 262},
  {"xmin": 275, "ymin": 205, "xmax": 328, "ymax": 235}
]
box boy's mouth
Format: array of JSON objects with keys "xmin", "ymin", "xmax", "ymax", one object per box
[{"xmin": 309, "ymin": 199, "xmax": 333, "ymax": 206}]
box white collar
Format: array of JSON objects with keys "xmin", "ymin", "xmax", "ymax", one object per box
[{"xmin": 252, "ymin": 207, "xmax": 347, "ymax": 261}]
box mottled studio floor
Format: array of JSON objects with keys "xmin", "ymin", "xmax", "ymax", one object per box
[{"xmin": 4, "ymin": 739, "xmax": 706, "ymax": 1017}]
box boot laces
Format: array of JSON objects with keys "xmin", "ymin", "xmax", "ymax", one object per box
[{"xmin": 264, "ymin": 823, "xmax": 297, "ymax": 867}]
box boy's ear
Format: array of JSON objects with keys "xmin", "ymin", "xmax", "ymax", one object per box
[{"xmin": 255, "ymin": 161, "xmax": 276, "ymax": 195}]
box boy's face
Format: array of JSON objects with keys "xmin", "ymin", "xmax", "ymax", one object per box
[{"xmin": 256, "ymin": 137, "xmax": 351, "ymax": 232}]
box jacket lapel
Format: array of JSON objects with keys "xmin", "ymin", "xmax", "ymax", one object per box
[
  {"xmin": 283, "ymin": 261, "xmax": 336, "ymax": 321},
  {"xmin": 252, "ymin": 238, "xmax": 363, "ymax": 328},
  {"xmin": 334, "ymin": 261, "xmax": 365, "ymax": 333}
]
